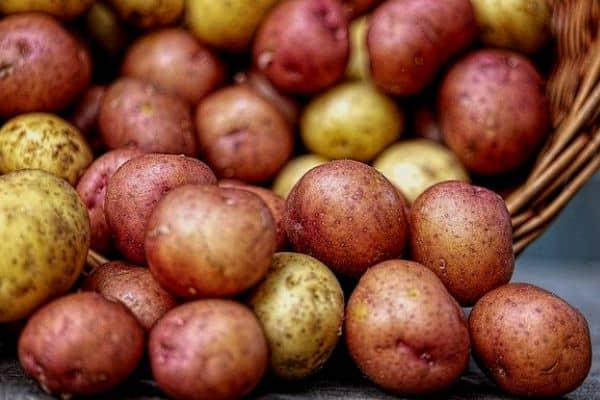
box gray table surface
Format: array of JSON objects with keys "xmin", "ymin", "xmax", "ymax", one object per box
[{"xmin": 0, "ymin": 260, "xmax": 598, "ymax": 400}]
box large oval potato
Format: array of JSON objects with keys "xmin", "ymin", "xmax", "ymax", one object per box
[
  {"xmin": 108, "ymin": 0, "xmax": 183, "ymax": 28},
  {"xmin": 0, "ymin": 0, "xmax": 95, "ymax": 19},
  {"xmin": 249, "ymin": 252, "xmax": 344, "ymax": 379},
  {"xmin": 0, "ymin": 170, "xmax": 90, "ymax": 322},
  {"xmin": 272, "ymin": 154, "xmax": 329, "ymax": 198}
]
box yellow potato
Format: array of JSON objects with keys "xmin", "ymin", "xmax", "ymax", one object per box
[
  {"xmin": 85, "ymin": 2, "xmax": 129, "ymax": 55},
  {"xmin": 301, "ymin": 82, "xmax": 403, "ymax": 161},
  {"xmin": 373, "ymin": 139, "xmax": 469, "ymax": 204},
  {"xmin": 0, "ymin": 0, "xmax": 95, "ymax": 20},
  {"xmin": 346, "ymin": 16, "xmax": 370, "ymax": 80},
  {"xmin": 249, "ymin": 252, "xmax": 344, "ymax": 379},
  {"xmin": 272, "ymin": 154, "xmax": 328, "ymax": 198},
  {"xmin": 0, "ymin": 113, "xmax": 93, "ymax": 186},
  {"xmin": 0, "ymin": 169, "xmax": 90, "ymax": 322},
  {"xmin": 108, "ymin": 0, "xmax": 183, "ymax": 28},
  {"xmin": 186, "ymin": 0, "xmax": 280, "ymax": 52},
  {"xmin": 471, "ymin": 0, "xmax": 551, "ymax": 54}
]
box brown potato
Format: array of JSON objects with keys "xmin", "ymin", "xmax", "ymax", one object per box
[
  {"xmin": 410, "ymin": 181, "xmax": 514, "ymax": 306},
  {"xmin": 146, "ymin": 185, "xmax": 277, "ymax": 298},
  {"xmin": 108, "ymin": 0, "xmax": 183, "ymax": 28},
  {"xmin": 439, "ymin": 49, "xmax": 549, "ymax": 175},
  {"xmin": 368, "ymin": 0, "xmax": 476, "ymax": 96},
  {"xmin": 105, "ymin": 153, "xmax": 217, "ymax": 264},
  {"xmin": 83, "ymin": 261, "xmax": 177, "ymax": 330},
  {"xmin": 122, "ymin": 28, "xmax": 225, "ymax": 105},
  {"xmin": 195, "ymin": 85, "xmax": 293, "ymax": 183},
  {"xmin": 469, "ymin": 283, "xmax": 592, "ymax": 397},
  {"xmin": 253, "ymin": 0, "xmax": 349, "ymax": 94},
  {"xmin": 0, "ymin": 0, "xmax": 95, "ymax": 20},
  {"xmin": 18, "ymin": 292, "xmax": 144, "ymax": 397},
  {"xmin": 84, "ymin": 2, "xmax": 129, "ymax": 56},
  {"xmin": 341, "ymin": 0, "xmax": 380, "ymax": 17},
  {"xmin": 345, "ymin": 260, "xmax": 470, "ymax": 394},
  {"xmin": 99, "ymin": 78, "xmax": 197, "ymax": 156},
  {"xmin": 76, "ymin": 148, "xmax": 145, "ymax": 254},
  {"xmin": 284, "ymin": 159, "xmax": 408, "ymax": 278},
  {"xmin": 0, "ymin": 13, "xmax": 91, "ymax": 117},
  {"xmin": 149, "ymin": 300, "xmax": 268, "ymax": 400}
]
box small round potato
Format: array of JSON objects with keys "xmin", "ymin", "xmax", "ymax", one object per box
[
  {"xmin": 84, "ymin": 2, "xmax": 129, "ymax": 56},
  {"xmin": 249, "ymin": 252, "xmax": 344, "ymax": 379},
  {"xmin": 301, "ymin": 81, "xmax": 403, "ymax": 161},
  {"xmin": 18, "ymin": 292, "xmax": 144, "ymax": 397},
  {"xmin": 470, "ymin": 283, "xmax": 592, "ymax": 397},
  {"xmin": 0, "ymin": 0, "xmax": 95, "ymax": 19},
  {"xmin": 149, "ymin": 300, "xmax": 268, "ymax": 400},
  {"xmin": 345, "ymin": 260, "xmax": 470, "ymax": 394},
  {"xmin": 108, "ymin": 0, "xmax": 183, "ymax": 28},
  {"xmin": 346, "ymin": 16, "xmax": 370, "ymax": 81},
  {"xmin": 0, "ymin": 113, "xmax": 93, "ymax": 186},
  {"xmin": 272, "ymin": 154, "xmax": 329, "ymax": 198}
]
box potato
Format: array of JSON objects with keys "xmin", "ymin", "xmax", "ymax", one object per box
[
  {"xmin": 76, "ymin": 148, "xmax": 145, "ymax": 253},
  {"xmin": 122, "ymin": 28, "xmax": 225, "ymax": 105},
  {"xmin": 0, "ymin": 0, "xmax": 95, "ymax": 20},
  {"xmin": 341, "ymin": 0, "xmax": 379, "ymax": 17},
  {"xmin": 83, "ymin": 261, "xmax": 177, "ymax": 330},
  {"xmin": 105, "ymin": 153, "xmax": 217, "ymax": 264},
  {"xmin": 373, "ymin": 139, "xmax": 469, "ymax": 204},
  {"xmin": 146, "ymin": 185, "xmax": 277, "ymax": 298},
  {"xmin": 99, "ymin": 77, "xmax": 197, "ymax": 156},
  {"xmin": 0, "ymin": 13, "xmax": 91, "ymax": 117},
  {"xmin": 284, "ymin": 159, "xmax": 408, "ymax": 278},
  {"xmin": 69, "ymin": 85, "xmax": 106, "ymax": 138},
  {"xmin": 186, "ymin": 0, "xmax": 280, "ymax": 52},
  {"xmin": 149, "ymin": 300, "xmax": 268, "ymax": 400},
  {"xmin": 469, "ymin": 283, "xmax": 592, "ymax": 397},
  {"xmin": 301, "ymin": 82, "xmax": 403, "ymax": 161},
  {"xmin": 346, "ymin": 16, "xmax": 370, "ymax": 81},
  {"xmin": 410, "ymin": 181, "xmax": 514, "ymax": 306},
  {"xmin": 195, "ymin": 85, "xmax": 293, "ymax": 183},
  {"xmin": 85, "ymin": 2, "xmax": 128, "ymax": 56},
  {"xmin": 108, "ymin": 0, "xmax": 183, "ymax": 28},
  {"xmin": 253, "ymin": 0, "xmax": 349, "ymax": 94},
  {"xmin": 414, "ymin": 104, "xmax": 443, "ymax": 143},
  {"xmin": 471, "ymin": 0, "xmax": 551, "ymax": 54},
  {"xmin": 439, "ymin": 49, "xmax": 549, "ymax": 175},
  {"xmin": 0, "ymin": 170, "xmax": 90, "ymax": 322},
  {"xmin": 345, "ymin": 260, "xmax": 470, "ymax": 394},
  {"xmin": 368, "ymin": 0, "xmax": 476, "ymax": 96},
  {"xmin": 272, "ymin": 154, "xmax": 329, "ymax": 198},
  {"xmin": 249, "ymin": 252, "xmax": 344, "ymax": 379},
  {"xmin": 18, "ymin": 292, "xmax": 144, "ymax": 397},
  {"xmin": 0, "ymin": 113, "xmax": 93, "ymax": 185}
]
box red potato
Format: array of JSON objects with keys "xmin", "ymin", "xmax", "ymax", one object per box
[
  {"xmin": 341, "ymin": 0, "xmax": 380, "ymax": 17},
  {"xmin": 253, "ymin": 0, "xmax": 349, "ymax": 94},
  {"xmin": 69, "ymin": 85, "xmax": 106, "ymax": 136},
  {"xmin": 414, "ymin": 104, "xmax": 443, "ymax": 143}
]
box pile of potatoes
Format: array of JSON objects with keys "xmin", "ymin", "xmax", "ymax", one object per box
[{"xmin": 0, "ymin": 0, "xmax": 592, "ymax": 399}]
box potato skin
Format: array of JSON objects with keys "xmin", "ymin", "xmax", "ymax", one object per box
[
  {"xmin": 346, "ymin": 16, "xmax": 370, "ymax": 81},
  {"xmin": 149, "ymin": 300, "xmax": 268, "ymax": 400},
  {"xmin": 0, "ymin": 13, "xmax": 91, "ymax": 117},
  {"xmin": 122, "ymin": 28, "xmax": 225, "ymax": 105},
  {"xmin": 272, "ymin": 154, "xmax": 329, "ymax": 198},
  {"xmin": 341, "ymin": 0, "xmax": 379, "ymax": 17},
  {"xmin": 84, "ymin": 2, "xmax": 129, "ymax": 56},
  {"xmin": 105, "ymin": 153, "xmax": 217, "ymax": 264},
  {"xmin": 284, "ymin": 159, "xmax": 408, "ymax": 278},
  {"xmin": 99, "ymin": 77, "xmax": 197, "ymax": 156},
  {"xmin": 108, "ymin": 0, "xmax": 183, "ymax": 28},
  {"xmin": 18, "ymin": 292, "xmax": 144, "ymax": 397},
  {"xmin": 249, "ymin": 252, "xmax": 344, "ymax": 379},
  {"xmin": 469, "ymin": 283, "xmax": 592, "ymax": 397},
  {"xmin": 439, "ymin": 49, "xmax": 549, "ymax": 175},
  {"xmin": 83, "ymin": 261, "xmax": 177, "ymax": 330},
  {"xmin": 345, "ymin": 260, "xmax": 470, "ymax": 394},
  {"xmin": 146, "ymin": 185, "xmax": 277, "ymax": 298},
  {"xmin": 69, "ymin": 85, "xmax": 106, "ymax": 137},
  {"xmin": 410, "ymin": 181, "xmax": 514, "ymax": 306},
  {"xmin": 368, "ymin": 0, "xmax": 476, "ymax": 96},
  {"xmin": 195, "ymin": 85, "xmax": 293, "ymax": 183},
  {"xmin": 0, "ymin": 0, "xmax": 95, "ymax": 20},
  {"xmin": 253, "ymin": 0, "xmax": 349, "ymax": 94}
]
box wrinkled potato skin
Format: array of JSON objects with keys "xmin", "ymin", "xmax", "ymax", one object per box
[
  {"xmin": 122, "ymin": 28, "xmax": 225, "ymax": 105},
  {"xmin": 0, "ymin": 0, "xmax": 95, "ymax": 19},
  {"xmin": 105, "ymin": 154, "xmax": 217, "ymax": 264},
  {"xmin": 469, "ymin": 283, "xmax": 592, "ymax": 397},
  {"xmin": 83, "ymin": 261, "xmax": 177, "ymax": 330},
  {"xmin": 341, "ymin": 0, "xmax": 379, "ymax": 18},
  {"xmin": 0, "ymin": 113, "xmax": 93, "ymax": 185},
  {"xmin": 0, "ymin": 13, "xmax": 91, "ymax": 118},
  {"xmin": 345, "ymin": 260, "xmax": 470, "ymax": 394},
  {"xmin": 108, "ymin": 0, "xmax": 183, "ymax": 28},
  {"xmin": 99, "ymin": 78, "xmax": 197, "ymax": 156},
  {"xmin": 284, "ymin": 160, "xmax": 408, "ymax": 278},
  {"xmin": 146, "ymin": 185, "xmax": 277, "ymax": 298},
  {"xmin": 346, "ymin": 16, "xmax": 370, "ymax": 81},
  {"xmin": 253, "ymin": 0, "xmax": 349, "ymax": 94},
  {"xmin": 0, "ymin": 170, "xmax": 90, "ymax": 322},
  {"xmin": 18, "ymin": 292, "xmax": 144, "ymax": 397},
  {"xmin": 195, "ymin": 86, "xmax": 293, "ymax": 183},
  {"xmin": 149, "ymin": 300, "xmax": 268, "ymax": 400},
  {"xmin": 249, "ymin": 252, "xmax": 344, "ymax": 379},
  {"xmin": 272, "ymin": 154, "xmax": 329, "ymax": 198},
  {"xmin": 368, "ymin": 0, "xmax": 476, "ymax": 96},
  {"xmin": 410, "ymin": 181, "xmax": 514, "ymax": 306},
  {"xmin": 76, "ymin": 148, "xmax": 145, "ymax": 253},
  {"xmin": 439, "ymin": 49, "xmax": 549, "ymax": 175}
]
